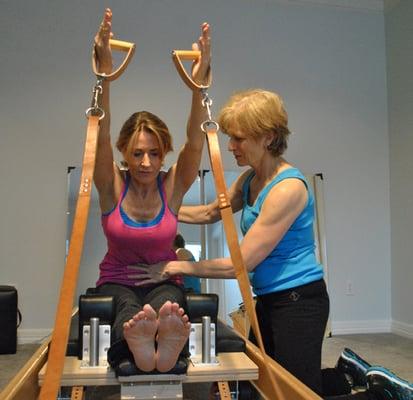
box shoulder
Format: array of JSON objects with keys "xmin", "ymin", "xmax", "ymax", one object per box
[{"xmin": 262, "ymin": 178, "xmax": 308, "ymax": 216}]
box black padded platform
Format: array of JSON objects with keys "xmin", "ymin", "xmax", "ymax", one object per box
[{"xmin": 66, "ymin": 290, "xmax": 245, "ymax": 376}]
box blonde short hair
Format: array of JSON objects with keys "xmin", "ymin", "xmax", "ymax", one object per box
[
  {"xmin": 116, "ymin": 111, "xmax": 173, "ymax": 159},
  {"xmin": 218, "ymin": 89, "xmax": 291, "ymax": 157}
]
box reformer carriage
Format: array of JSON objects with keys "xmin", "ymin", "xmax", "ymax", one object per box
[{"xmin": 0, "ymin": 36, "xmax": 322, "ymax": 400}]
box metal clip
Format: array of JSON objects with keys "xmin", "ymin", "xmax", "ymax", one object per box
[
  {"xmin": 200, "ymin": 88, "xmax": 220, "ymax": 133},
  {"xmin": 201, "ymin": 88, "xmax": 213, "ymax": 121},
  {"xmin": 85, "ymin": 77, "xmax": 105, "ymax": 119}
]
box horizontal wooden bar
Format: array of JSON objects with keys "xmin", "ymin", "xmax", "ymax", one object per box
[{"xmin": 37, "ymin": 352, "xmax": 258, "ymax": 387}]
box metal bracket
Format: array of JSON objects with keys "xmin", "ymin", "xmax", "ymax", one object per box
[
  {"xmin": 80, "ymin": 324, "xmax": 111, "ymax": 368},
  {"xmin": 188, "ymin": 322, "xmax": 219, "ymax": 366},
  {"xmin": 120, "ymin": 379, "xmax": 183, "ymax": 399}
]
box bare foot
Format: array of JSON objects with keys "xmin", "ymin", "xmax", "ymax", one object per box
[
  {"xmin": 156, "ymin": 301, "xmax": 191, "ymax": 373},
  {"xmin": 123, "ymin": 304, "xmax": 158, "ymax": 372}
]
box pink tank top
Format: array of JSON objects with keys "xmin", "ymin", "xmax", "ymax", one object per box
[{"xmin": 97, "ymin": 173, "xmax": 183, "ymax": 287}]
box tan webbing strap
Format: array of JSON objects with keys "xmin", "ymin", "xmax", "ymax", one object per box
[
  {"xmin": 38, "ymin": 116, "xmax": 100, "ymax": 400},
  {"xmin": 39, "ymin": 38, "xmax": 135, "ymax": 400},
  {"xmin": 205, "ymin": 126, "xmax": 285, "ymax": 400}
]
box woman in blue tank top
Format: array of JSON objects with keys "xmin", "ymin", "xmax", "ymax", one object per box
[
  {"xmin": 135, "ymin": 89, "xmax": 412, "ymax": 400},
  {"xmin": 134, "ymin": 88, "xmax": 329, "ymax": 393}
]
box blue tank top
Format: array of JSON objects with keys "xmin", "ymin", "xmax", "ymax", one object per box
[
  {"xmin": 182, "ymin": 254, "xmax": 201, "ymax": 293},
  {"xmin": 241, "ymin": 168, "xmax": 324, "ymax": 295}
]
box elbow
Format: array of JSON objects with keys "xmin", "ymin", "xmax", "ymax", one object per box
[
  {"xmin": 243, "ymin": 256, "xmax": 258, "ymax": 274},
  {"xmin": 204, "ymin": 205, "xmax": 220, "ymax": 224}
]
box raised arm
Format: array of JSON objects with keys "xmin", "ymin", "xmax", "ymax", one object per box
[
  {"xmin": 167, "ymin": 23, "xmax": 211, "ymax": 210},
  {"xmin": 92, "ymin": 8, "xmax": 118, "ymax": 212}
]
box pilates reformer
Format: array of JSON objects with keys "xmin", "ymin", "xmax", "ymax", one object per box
[
  {"xmin": 0, "ymin": 31, "xmax": 323, "ymax": 400},
  {"xmin": 36, "ymin": 291, "xmax": 258, "ymax": 399}
]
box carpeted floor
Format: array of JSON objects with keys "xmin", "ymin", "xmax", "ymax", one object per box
[{"xmin": 1, "ymin": 333, "xmax": 412, "ymax": 399}]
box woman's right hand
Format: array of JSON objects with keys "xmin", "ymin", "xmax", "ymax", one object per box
[{"xmin": 94, "ymin": 8, "xmax": 113, "ymax": 74}]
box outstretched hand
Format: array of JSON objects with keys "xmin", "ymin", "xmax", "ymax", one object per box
[
  {"xmin": 128, "ymin": 262, "xmax": 170, "ymax": 286},
  {"xmin": 191, "ymin": 22, "xmax": 211, "ymax": 86},
  {"xmin": 94, "ymin": 8, "xmax": 113, "ymax": 74}
]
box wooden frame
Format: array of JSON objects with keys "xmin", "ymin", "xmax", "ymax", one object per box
[
  {"xmin": 1, "ymin": 40, "xmax": 325, "ymax": 400},
  {"xmin": 0, "ymin": 336, "xmax": 50, "ymax": 400}
]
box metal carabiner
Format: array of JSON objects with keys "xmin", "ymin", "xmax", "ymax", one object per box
[{"xmin": 85, "ymin": 77, "xmax": 106, "ymax": 120}]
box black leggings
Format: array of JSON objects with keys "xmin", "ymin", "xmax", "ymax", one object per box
[
  {"xmin": 249, "ymin": 280, "xmax": 384, "ymax": 400},
  {"xmin": 250, "ymin": 279, "xmax": 330, "ymax": 395},
  {"xmin": 96, "ymin": 282, "xmax": 187, "ymax": 367}
]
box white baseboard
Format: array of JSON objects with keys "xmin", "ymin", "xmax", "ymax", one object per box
[
  {"xmin": 18, "ymin": 329, "xmax": 51, "ymax": 344},
  {"xmin": 17, "ymin": 319, "xmax": 412, "ymax": 343},
  {"xmin": 331, "ymin": 319, "xmax": 392, "ymax": 335},
  {"xmin": 391, "ymin": 320, "xmax": 413, "ymax": 339}
]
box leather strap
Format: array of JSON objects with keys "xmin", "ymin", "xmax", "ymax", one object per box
[
  {"xmin": 38, "ymin": 116, "xmax": 100, "ymax": 400},
  {"xmin": 39, "ymin": 37, "xmax": 135, "ymax": 399},
  {"xmin": 205, "ymin": 126, "xmax": 285, "ymax": 399}
]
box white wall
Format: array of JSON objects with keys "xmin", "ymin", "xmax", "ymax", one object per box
[
  {"xmin": 385, "ymin": 0, "xmax": 413, "ymax": 336},
  {"xmin": 0, "ymin": 0, "xmax": 394, "ymax": 340}
]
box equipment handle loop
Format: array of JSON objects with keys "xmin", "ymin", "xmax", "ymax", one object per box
[
  {"xmin": 172, "ymin": 50, "xmax": 211, "ymax": 90},
  {"xmin": 92, "ymin": 38, "xmax": 136, "ymax": 81}
]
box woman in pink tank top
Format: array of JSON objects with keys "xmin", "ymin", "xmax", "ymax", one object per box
[{"xmin": 92, "ymin": 9, "xmax": 211, "ymax": 374}]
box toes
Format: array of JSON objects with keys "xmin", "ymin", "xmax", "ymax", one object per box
[
  {"xmin": 170, "ymin": 302, "xmax": 180, "ymax": 314},
  {"xmin": 123, "ymin": 319, "xmax": 135, "ymax": 330},
  {"xmin": 143, "ymin": 304, "xmax": 157, "ymax": 319},
  {"xmin": 159, "ymin": 301, "xmax": 172, "ymax": 317},
  {"xmin": 132, "ymin": 310, "xmax": 146, "ymax": 322}
]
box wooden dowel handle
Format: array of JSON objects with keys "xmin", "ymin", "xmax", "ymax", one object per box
[
  {"xmin": 109, "ymin": 38, "xmax": 135, "ymax": 52},
  {"xmin": 173, "ymin": 50, "xmax": 200, "ymax": 61}
]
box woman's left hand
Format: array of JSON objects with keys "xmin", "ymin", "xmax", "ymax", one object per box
[
  {"xmin": 94, "ymin": 8, "xmax": 114, "ymax": 74},
  {"xmin": 191, "ymin": 22, "xmax": 211, "ymax": 86},
  {"xmin": 127, "ymin": 262, "xmax": 170, "ymax": 286}
]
